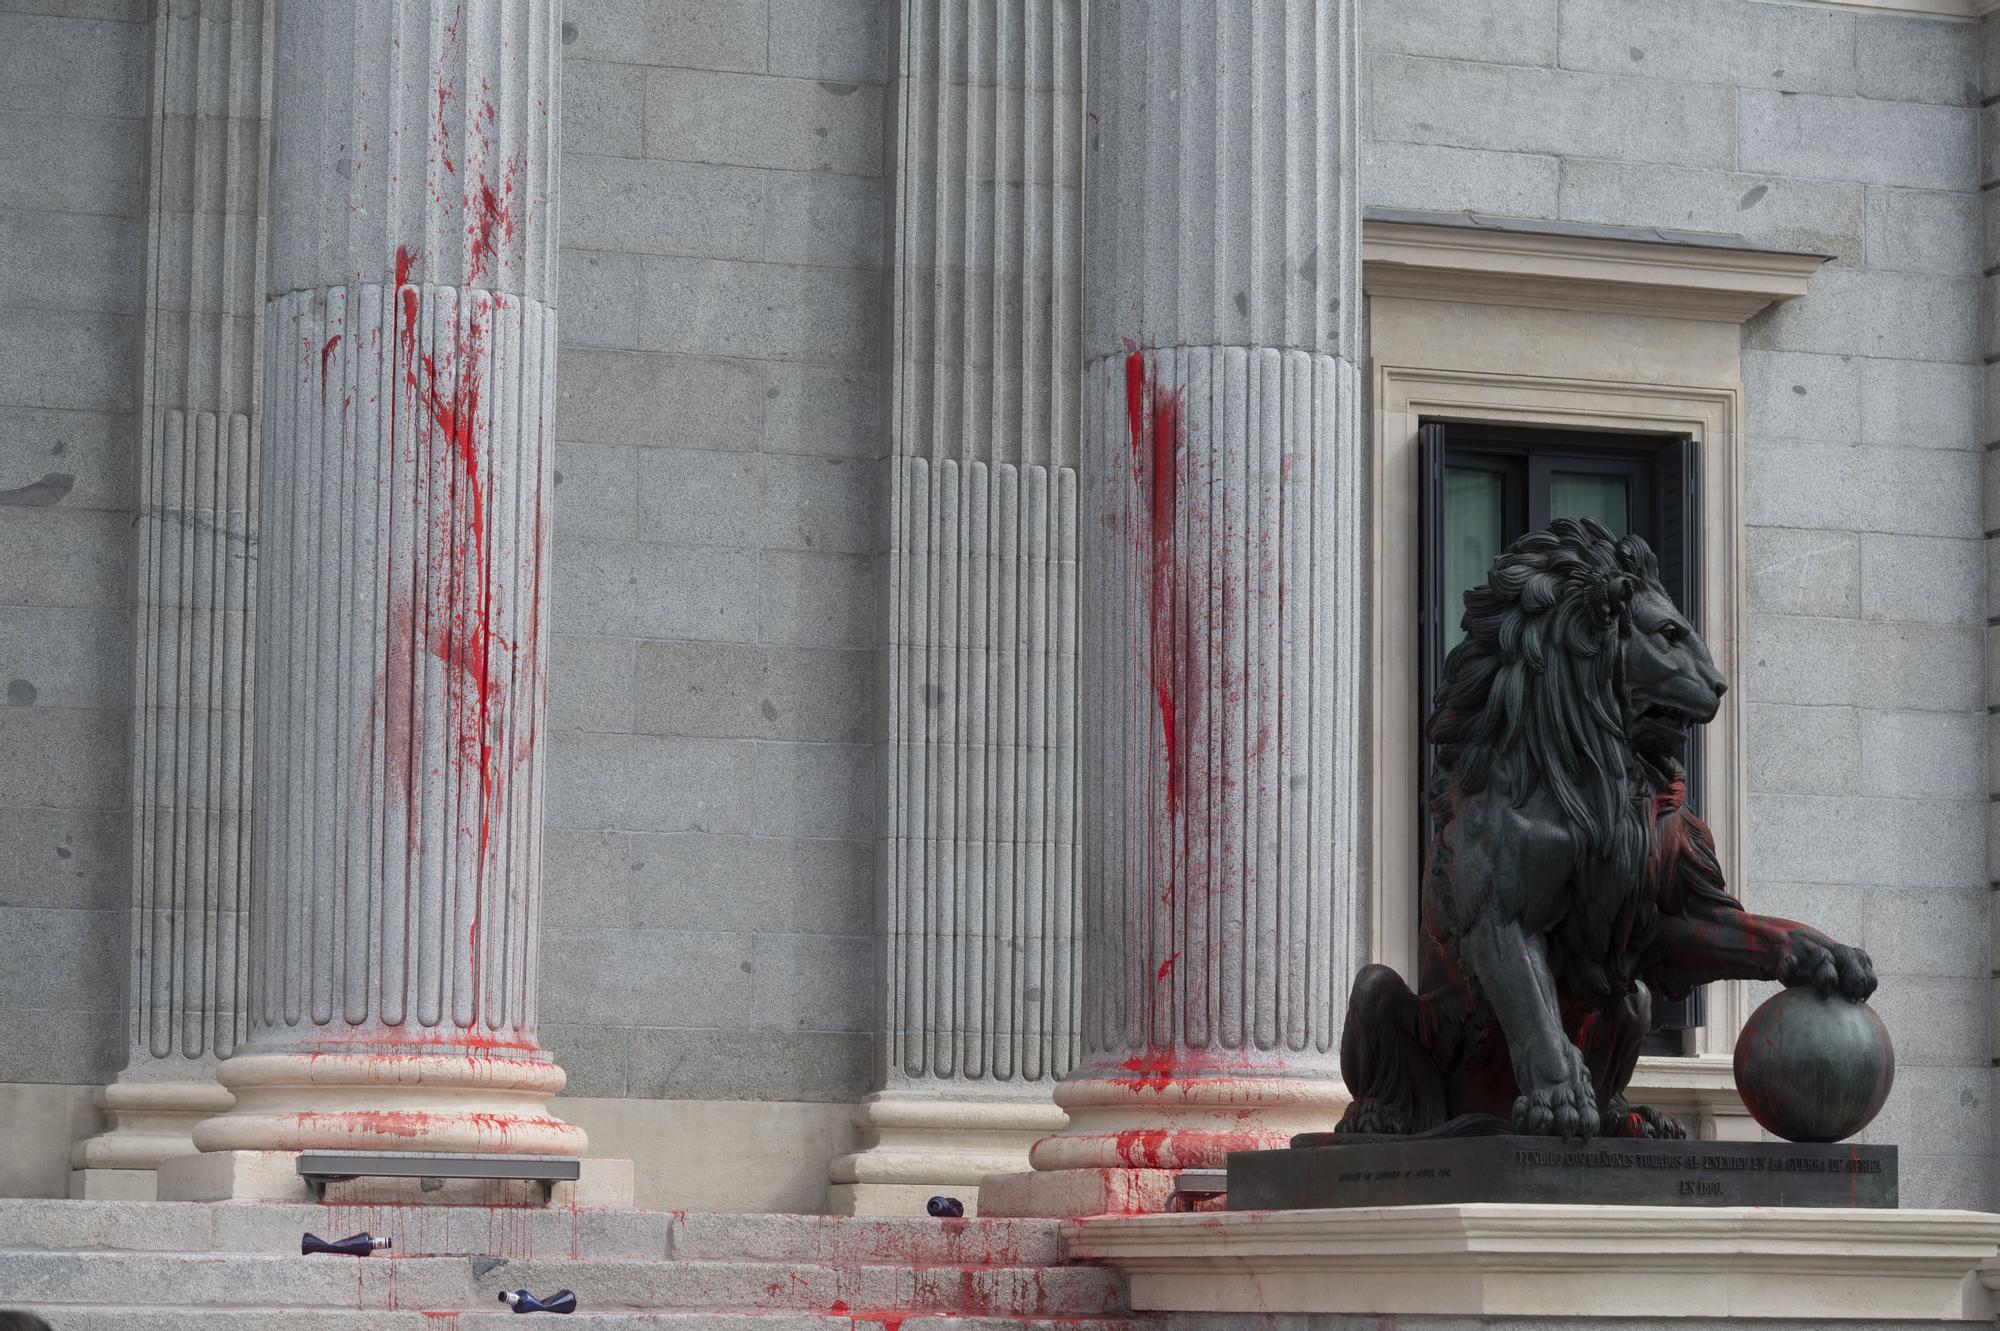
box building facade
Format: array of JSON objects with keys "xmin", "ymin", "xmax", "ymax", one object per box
[{"xmin": 0, "ymin": 0, "xmax": 1996, "ymax": 1219}]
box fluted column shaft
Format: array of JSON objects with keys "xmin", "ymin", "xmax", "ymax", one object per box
[
  {"xmin": 1036, "ymin": 0, "xmax": 1363, "ymax": 1173},
  {"xmin": 73, "ymin": 0, "xmax": 272, "ymax": 1196},
  {"xmin": 194, "ymin": 0, "xmax": 579, "ymax": 1158},
  {"xmin": 835, "ymin": 0, "xmax": 1086, "ymax": 1214}
]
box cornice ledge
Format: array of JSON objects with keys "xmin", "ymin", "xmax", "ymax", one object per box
[
  {"xmin": 1752, "ymin": 0, "xmax": 1988, "ymax": 19},
  {"xmin": 1362, "ymin": 215, "xmax": 1830, "ymax": 325}
]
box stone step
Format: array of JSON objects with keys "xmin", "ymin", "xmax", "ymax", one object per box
[
  {"xmin": 0, "ymin": 1250, "xmax": 476, "ymax": 1310},
  {"xmin": 21, "ymin": 1311, "xmax": 1152, "ymax": 1331},
  {"xmin": 0, "ymin": 1250, "xmax": 1125, "ymax": 1318},
  {"xmin": 21, "ymin": 1308, "xmax": 448, "ymax": 1330},
  {"xmin": 0, "ymin": 1201, "xmax": 1066, "ymax": 1267},
  {"xmin": 663, "ymin": 1213, "xmax": 1068, "ymax": 1266},
  {"xmin": 466, "ymin": 1257, "xmax": 1126, "ymax": 1315},
  {"xmin": 0, "ymin": 1198, "xmax": 673, "ymax": 1260}
]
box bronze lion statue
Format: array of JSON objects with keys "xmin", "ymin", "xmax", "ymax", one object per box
[{"xmin": 1338, "ymin": 517, "xmax": 1875, "ymax": 1141}]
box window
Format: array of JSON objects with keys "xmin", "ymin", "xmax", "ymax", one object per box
[{"xmin": 1417, "ymin": 421, "xmax": 1704, "ymax": 1051}]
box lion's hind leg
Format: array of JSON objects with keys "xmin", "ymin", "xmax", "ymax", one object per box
[{"xmin": 1334, "ymin": 964, "xmax": 1451, "ymax": 1135}]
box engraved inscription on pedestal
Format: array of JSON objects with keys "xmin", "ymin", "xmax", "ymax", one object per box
[{"xmin": 1227, "ymin": 1136, "xmax": 1897, "ymax": 1211}]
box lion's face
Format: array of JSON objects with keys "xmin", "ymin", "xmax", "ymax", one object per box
[{"xmin": 1620, "ymin": 582, "xmax": 1727, "ymax": 760}]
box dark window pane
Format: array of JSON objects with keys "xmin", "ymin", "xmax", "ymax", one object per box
[
  {"xmin": 1442, "ymin": 467, "xmax": 1504, "ymax": 652},
  {"xmin": 1550, "ymin": 471, "xmax": 1629, "ymax": 534}
]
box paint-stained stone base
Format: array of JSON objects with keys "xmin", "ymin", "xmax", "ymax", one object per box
[
  {"xmin": 979, "ymin": 1167, "xmax": 1183, "ymax": 1218},
  {"xmin": 157, "ymin": 1150, "xmax": 636, "ymax": 1207},
  {"xmin": 4, "ymin": 1092, "xmax": 865, "ymax": 1213}
]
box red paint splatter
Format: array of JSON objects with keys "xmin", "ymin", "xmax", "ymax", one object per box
[
  {"xmin": 467, "ymin": 180, "xmax": 507, "ymax": 281},
  {"xmin": 1156, "ymin": 951, "xmax": 1180, "ymax": 983},
  {"xmin": 1113, "ymin": 1128, "xmax": 1169, "ymax": 1168}
]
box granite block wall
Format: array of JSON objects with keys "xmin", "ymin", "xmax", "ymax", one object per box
[
  {"xmin": 0, "ymin": 2, "xmax": 148, "ymax": 1087},
  {"xmin": 1362, "ymin": 0, "xmax": 1990, "ymax": 1208},
  {"xmin": 542, "ymin": 0, "xmax": 891, "ymax": 1105}
]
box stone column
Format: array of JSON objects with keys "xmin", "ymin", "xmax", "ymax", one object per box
[
  {"xmin": 830, "ymin": 0, "xmax": 1086, "ymax": 1217},
  {"xmin": 70, "ymin": 0, "xmax": 272, "ymax": 1201},
  {"xmin": 173, "ymin": 0, "xmax": 584, "ymax": 1188},
  {"xmin": 983, "ymin": 0, "xmax": 1365, "ymax": 1218},
  {"xmin": 1983, "ymin": 6, "xmax": 2000, "ymax": 1205}
]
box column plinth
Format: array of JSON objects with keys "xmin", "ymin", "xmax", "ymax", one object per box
[
  {"xmin": 982, "ymin": 0, "xmax": 1365, "ymax": 1217},
  {"xmin": 180, "ymin": 0, "xmax": 586, "ymax": 1180}
]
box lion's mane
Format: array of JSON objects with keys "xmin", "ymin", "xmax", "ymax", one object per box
[{"xmin": 1428, "ymin": 516, "xmax": 1664, "ymax": 877}]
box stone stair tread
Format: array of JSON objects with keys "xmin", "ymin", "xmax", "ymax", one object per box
[
  {"xmin": 14, "ymin": 1310, "xmax": 1157, "ymax": 1331},
  {"xmin": 664, "ymin": 1214, "xmax": 1067, "ymax": 1266},
  {"xmin": 0, "ymin": 1250, "xmax": 475, "ymax": 1309},
  {"xmin": 15, "ymin": 1307, "xmax": 450, "ymax": 1330},
  {"xmin": 0, "ymin": 1200, "xmax": 1065, "ymax": 1267},
  {"xmin": 468, "ymin": 1257, "xmax": 1125, "ymax": 1314}
]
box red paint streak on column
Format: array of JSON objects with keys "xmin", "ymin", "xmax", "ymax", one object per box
[
  {"xmin": 1156, "ymin": 951, "xmax": 1180, "ymax": 983},
  {"xmin": 320, "ymin": 333, "xmax": 342, "ymax": 404},
  {"xmin": 1125, "ymin": 345, "xmax": 1186, "ymax": 831},
  {"xmin": 373, "ymin": 240, "xmax": 528, "ymax": 1043}
]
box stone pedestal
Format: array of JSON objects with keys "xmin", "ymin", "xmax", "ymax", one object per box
[
  {"xmin": 1065, "ymin": 1206, "xmax": 2000, "ymax": 1320},
  {"xmin": 983, "ymin": 0, "xmax": 1365, "ymax": 1217},
  {"xmin": 184, "ymin": 0, "xmax": 581, "ymax": 1171}
]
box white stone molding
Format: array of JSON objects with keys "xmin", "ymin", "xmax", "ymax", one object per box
[
  {"xmin": 181, "ymin": 0, "xmax": 581, "ymax": 1170},
  {"xmin": 1363, "ymin": 214, "xmax": 1827, "ymax": 323},
  {"xmin": 982, "ymin": 1, "xmax": 1366, "ymax": 1215},
  {"xmin": 844, "ymin": 0, "xmax": 1086, "ymax": 1214},
  {"xmin": 1065, "ymin": 1206, "xmax": 2000, "ymax": 1320},
  {"xmin": 73, "ymin": 0, "xmax": 276, "ymax": 1200}
]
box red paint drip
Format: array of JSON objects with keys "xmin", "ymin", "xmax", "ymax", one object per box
[
  {"xmin": 320, "ymin": 333, "xmax": 342, "ymax": 404},
  {"xmin": 1125, "ymin": 348, "xmax": 1186, "ymax": 826},
  {"xmin": 1156, "ymin": 951, "xmax": 1180, "ymax": 983}
]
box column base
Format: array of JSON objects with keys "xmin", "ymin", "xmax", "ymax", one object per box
[
  {"xmin": 978, "ymin": 1166, "xmax": 1184, "ymax": 1218},
  {"xmin": 67, "ymin": 1078, "xmax": 236, "ymax": 1201},
  {"xmin": 1026, "ymin": 1067, "xmax": 1349, "ymax": 1172},
  {"xmin": 157, "ymin": 1149, "xmax": 635, "ymax": 1206},
  {"xmin": 194, "ymin": 1051, "xmax": 586, "ymax": 1157},
  {"xmin": 827, "ymin": 1093, "xmax": 1068, "ymax": 1218}
]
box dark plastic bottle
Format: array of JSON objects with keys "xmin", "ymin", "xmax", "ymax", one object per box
[
  {"xmin": 301, "ymin": 1232, "xmax": 392, "ymax": 1257},
  {"xmin": 926, "ymin": 1196, "xmax": 964, "ymax": 1218},
  {"xmin": 499, "ymin": 1288, "xmax": 578, "ymax": 1314}
]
